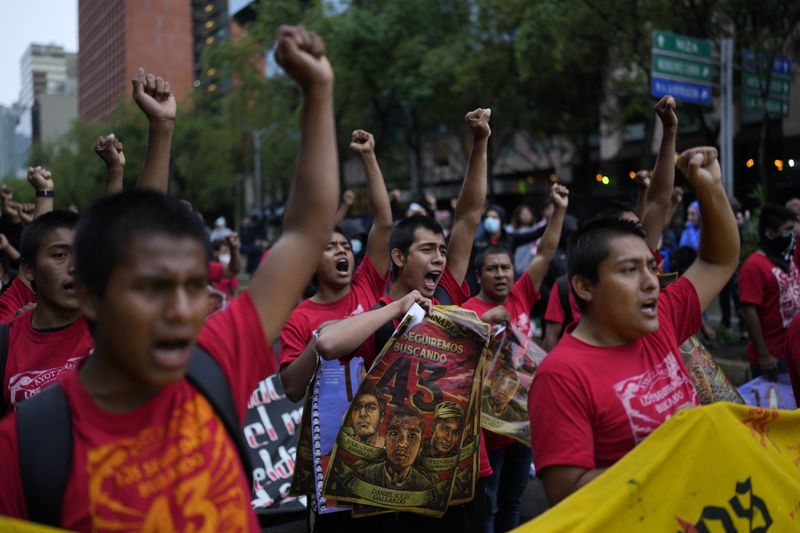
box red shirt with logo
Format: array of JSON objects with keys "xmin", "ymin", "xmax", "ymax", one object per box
[
  {"xmin": 0, "ymin": 291, "xmax": 273, "ymax": 531},
  {"xmin": 463, "ymin": 272, "xmax": 540, "ymax": 452},
  {"xmin": 739, "ymin": 251, "xmax": 800, "ymax": 364},
  {"xmin": 2, "ymin": 312, "xmax": 94, "ymax": 411},
  {"xmin": 529, "ymin": 276, "xmax": 701, "ymax": 472},
  {"xmin": 279, "ymin": 257, "xmax": 387, "ymax": 369},
  {"xmin": 0, "ymin": 277, "xmax": 35, "ymax": 324}
]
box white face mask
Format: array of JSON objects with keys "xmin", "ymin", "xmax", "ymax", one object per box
[
  {"xmin": 351, "ymin": 239, "xmax": 363, "ymax": 255},
  {"xmin": 219, "ymin": 254, "xmax": 231, "ymax": 266},
  {"xmin": 484, "ymin": 217, "xmax": 501, "ymax": 235}
]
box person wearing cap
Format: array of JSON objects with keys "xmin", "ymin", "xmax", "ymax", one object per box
[
  {"xmin": 210, "ymin": 215, "xmax": 233, "ymax": 241},
  {"xmin": 423, "ymin": 401, "xmax": 466, "ymax": 458}
]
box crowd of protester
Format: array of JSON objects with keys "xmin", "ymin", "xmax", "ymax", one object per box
[{"xmin": 0, "ymin": 25, "xmax": 798, "ymax": 533}]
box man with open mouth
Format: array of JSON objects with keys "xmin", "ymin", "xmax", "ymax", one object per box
[
  {"xmin": 530, "ymin": 147, "xmax": 741, "ymax": 507},
  {"xmin": 315, "ymin": 107, "xmax": 492, "ymax": 532}
]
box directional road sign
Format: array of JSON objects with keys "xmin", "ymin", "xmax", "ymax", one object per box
[
  {"xmin": 651, "ymin": 78, "xmax": 712, "ymax": 106},
  {"xmin": 651, "ymin": 30, "xmax": 713, "ymax": 105},
  {"xmin": 742, "ymin": 94, "xmax": 789, "ymax": 117}
]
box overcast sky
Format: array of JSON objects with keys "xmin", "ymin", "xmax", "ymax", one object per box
[{"xmin": 0, "ymin": 0, "xmax": 77, "ymax": 107}]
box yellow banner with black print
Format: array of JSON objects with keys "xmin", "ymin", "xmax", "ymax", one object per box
[{"xmin": 516, "ymin": 403, "xmax": 800, "ymax": 532}]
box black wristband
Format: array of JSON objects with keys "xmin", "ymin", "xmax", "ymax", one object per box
[{"xmin": 35, "ymin": 189, "xmax": 54, "ymax": 198}]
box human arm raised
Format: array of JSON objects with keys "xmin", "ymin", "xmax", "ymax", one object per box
[
  {"xmin": 526, "ymin": 184, "xmax": 568, "ymax": 290},
  {"xmin": 246, "ymin": 26, "xmax": 338, "ymax": 344},
  {"xmin": 315, "ymin": 290, "xmax": 431, "ymax": 360},
  {"xmin": 0, "ymin": 234, "xmax": 20, "ymax": 263},
  {"xmin": 351, "ymin": 129, "xmax": 393, "ymax": 274},
  {"xmin": 26, "ymin": 166, "xmax": 54, "ymax": 219},
  {"xmin": 640, "ymin": 95, "xmax": 678, "ymax": 250},
  {"xmin": 223, "ymin": 233, "xmax": 242, "ymax": 277},
  {"xmin": 678, "ymin": 147, "xmax": 740, "ymax": 311},
  {"xmin": 95, "ymin": 133, "xmax": 126, "ymax": 196},
  {"xmin": 333, "ymin": 190, "xmax": 354, "ymax": 225},
  {"xmin": 446, "ymin": 108, "xmax": 491, "ymax": 285},
  {"xmin": 132, "ymin": 68, "xmax": 175, "ymax": 192}
]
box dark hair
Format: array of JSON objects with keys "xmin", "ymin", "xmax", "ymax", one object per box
[
  {"xmin": 669, "ymin": 246, "xmax": 697, "ymax": 276},
  {"xmin": 567, "ymin": 217, "xmax": 646, "ymax": 311},
  {"xmin": 355, "ymin": 383, "xmax": 386, "ymax": 413},
  {"xmin": 20, "ymin": 210, "xmax": 81, "ymax": 267},
  {"xmin": 474, "ymin": 245, "xmax": 511, "ymax": 272},
  {"xmin": 388, "ymin": 215, "xmax": 444, "ymax": 281},
  {"xmin": 485, "ymin": 204, "xmax": 507, "ymax": 223},
  {"xmin": 388, "ymin": 404, "xmax": 424, "ymax": 427},
  {"xmin": 759, "ymin": 203, "xmax": 797, "ymax": 242},
  {"xmin": 591, "ymin": 200, "xmax": 638, "ymax": 221},
  {"xmin": 511, "ymin": 204, "xmax": 533, "ymax": 228},
  {"xmin": 75, "ymin": 189, "xmax": 210, "ymax": 297}
]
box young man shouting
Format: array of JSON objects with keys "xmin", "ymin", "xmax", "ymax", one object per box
[{"xmin": 530, "ymin": 147, "xmax": 739, "ymax": 506}]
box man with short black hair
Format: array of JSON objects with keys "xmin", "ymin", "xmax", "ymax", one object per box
[
  {"xmin": 530, "ymin": 147, "xmax": 740, "ymax": 506},
  {"xmin": 739, "ymin": 203, "xmax": 800, "ymax": 380},
  {"xmin": 0, "ymin": 26, "xmax": 339, "ymax": 530}
]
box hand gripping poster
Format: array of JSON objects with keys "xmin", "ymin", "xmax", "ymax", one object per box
[
  {"xmin": 323, "ymin": 305, "xmax": 490, "ymax": 517},
  {"xmin": 479, "ymin": 323, "xmax": 546, "ymax": 447}
]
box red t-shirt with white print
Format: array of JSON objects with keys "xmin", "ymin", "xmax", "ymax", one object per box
[
  {"xmin": 529, "ymin": 276, "xmax": 701, "ymax": 472},
  {"xmin": 279, "ymin": 256, "xmax": 387, "ymax": 369},
  {"xmin": 2, "ymin": 311, "xmax": 94, "ymax": 411},
  {"xmin": 0, "ymin": 291, "xmax": 273, "ymax": 531},
  {"xmin": 738, "ymin": 251, "xmax": 800, "ymax": 364}
]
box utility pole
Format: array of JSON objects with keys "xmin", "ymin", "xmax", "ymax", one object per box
[
  {"xmin": 252, "ymin": 128, "xmax": 266, "ymax": 217},
  {"xmin": 719, "ymin": 38, "xmax": 735, "ymax": 198}
]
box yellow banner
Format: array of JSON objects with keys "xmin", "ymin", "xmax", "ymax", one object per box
[
  {"xmin": 0, "ymin": 518, "xmax": 69, "ymax": 531},
  {"xmin": 515, "ymin": 403, "xmax": 800, "ymax": 532}
]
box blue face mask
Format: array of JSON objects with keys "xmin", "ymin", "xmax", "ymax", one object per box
[
  {"xmin": 484, "ymin": 217, "xmax": 501, "ymax": 235},
  {"xmin": 351, "ymin": 239, "xmax": 363, "ymax": 255}
]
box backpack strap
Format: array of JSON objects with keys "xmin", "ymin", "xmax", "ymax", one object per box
[
  {"xmin": 371, "ymin": 302, "xmax": 395, "ymax": 359},
  {"xmin": 557, "ymin": 275, "xmax": 573, "ymax": 326},
  {"xmin": 17, "ymin": 384, "xmax": 72, "ymax": 526},
  {"xmin": 186, "ymin": 346, "xmax": 254, "ymax": 477}
]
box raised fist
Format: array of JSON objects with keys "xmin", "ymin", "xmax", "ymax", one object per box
[
  {"xmin": 132, "ymin": 68, "xmax": 176, "ymax": 122},
  {"xmin": 27, "ymin": 166, "xmax": 54, "ymax": 192},
  {"xmin": 550, "ymin": 183, "xmax": 569, "ymax": 209},
  {"xmin": 655, "ymin": 95, "xmax": 678, "ymax": 130},
  {"xmin": 226, "ymin": 232, "xmax": 240, "ymax": 250},
  {"xmin": 465, "ymin": 108, "xmax": 491, "ymax": 140},
  {"xmin": 349, "ymin": 130, "xmax": 375, "ymax": 155},
  {"xmin": 95, "ymin": 133, "xmax": 126, "ymax": 169},
  {"xmin": 633, "ymin": 170, "xmax": 651, "ymax": 190},
  {"xmin": 677, "ymin": 147, "xmax": 721, "ymax": 189},
  {"xmin": 670, "ymin": 186, "xmax": 684, "ymax": 206},
  {"xmin": 342, "ymin": 190, "xmax": 356, "ymax": 206},
  {"xmin": 274, "ymin": 26, "xmax": 333, "ymax": 91}
]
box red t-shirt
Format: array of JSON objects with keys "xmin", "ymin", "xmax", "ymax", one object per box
[
  {"xmin": 463, "ymin": 272, "xmax": 540, "ymax": 452},
  {"xmin": 529, "ymin": 276, "xmax": 701, "ymax": 472},
  {"xmin": 738, "ymin": 251, "xmax": 800, "ymax": 363},
  {"xmin": 279, "ymin": 257, "xmax": 388, "ymax": 369},
  {"xmin": 2, "ymin": 312, "xmax": 94, "ymax": 411},
  {"xmin": 543, "ymin": 275, "xmax": 582, "ymax": 327},
  {"xmin": 0, "ymin": 291, "xmax": 273, "ymax": 531},
  {"xmin": 0, "ymin": 277, "xmax": 35, "ymax": 324},
  {"xmin": 787, "ymin": 314, "xmax": 800, "ymax": 405}
]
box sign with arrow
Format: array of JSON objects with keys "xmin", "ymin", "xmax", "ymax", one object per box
[{"xmin": 651, "ymin": 30, "xmax": 714, "ymax": 106}]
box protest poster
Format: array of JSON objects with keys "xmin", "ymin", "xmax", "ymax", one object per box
[
  {"xmin": 480, "ymin": 323, "xmax": 545, "ymax": 447},
  {"xmin": 242, "ymin": 373, "xmax": 307, "ymax": 514},
  {"xmin": 679, "ymin": 335, "xmax": 744, "ymax": 404},
  {"xmin": 288, "ymin": 350, "xmax": 371, "ymax": 515},
  {"xmin": 323, "ymin": 305, "xmax": 490, "ymax": 517},
  {"xmin": 738, "ymin": 373, "xmax": 797, "ymax": 410},
  {"xmin": 517, "ymin": 403, "xmax": 800, "ymax": 531}
]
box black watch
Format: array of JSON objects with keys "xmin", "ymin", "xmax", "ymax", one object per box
[{"xmin": 35, "ymin": 189, "xmax": 55, "ymax": 198}]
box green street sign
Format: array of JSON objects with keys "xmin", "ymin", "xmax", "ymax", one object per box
[
  {"xmin": 742, "ymin": 72, "xmax": 790, "ymax": 97},
  {"xmin": 742, "ymin": 93, "xmax": 789, "ymax": 117},
  {"xmin": 653, "ymin": 30, "xmax": 712, "ymax": 59},
  {"xmin": 652, "ymin": 54, "xmax": 712, "ymax": 82}
]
